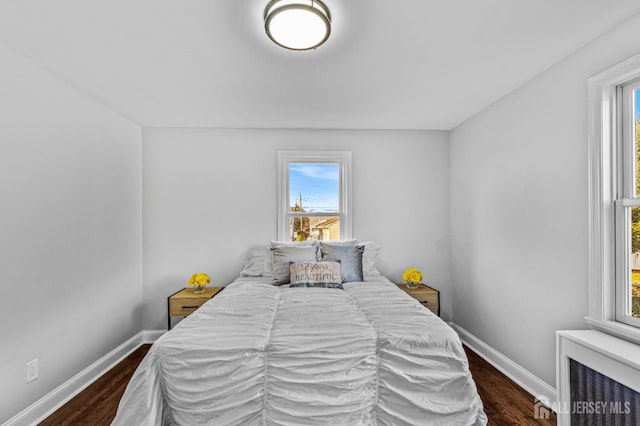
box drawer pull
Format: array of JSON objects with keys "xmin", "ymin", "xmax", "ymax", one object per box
[{"xmin": 182, "ymin": 305, "xmax": 199, "ymax": 309}]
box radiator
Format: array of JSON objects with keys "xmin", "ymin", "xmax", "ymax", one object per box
[{"xmin": 557, "ymin": 330, "xmax": 640, "ymax": 426}]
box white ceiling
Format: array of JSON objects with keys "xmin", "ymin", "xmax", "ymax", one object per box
[{"xmin": 1, "ymin": 0, "xmax": 639, "ymax": 130}]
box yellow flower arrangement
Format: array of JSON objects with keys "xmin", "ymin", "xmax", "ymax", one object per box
[
  {"xmin": 402, "ymin": 267, "xmax": 423, "ymax": 284},
  {"xmin": 188, "ymin": 273, "xmax": 210, "ymax": 294}
]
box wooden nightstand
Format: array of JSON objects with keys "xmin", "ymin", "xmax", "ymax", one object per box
[
  {"xmin": 397, "ymin": 283, "xmax": 440, "ymax": 316},
  {"xmin": 167, "ymin": 287, "xmax": 224, "ymax": 330}
]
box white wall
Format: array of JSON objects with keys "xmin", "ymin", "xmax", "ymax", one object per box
[
  {"xmin": 450, "ymin": 14, "xmax": 640, "ymax": 387},
  {"xmin": 0, "ymin": 43, "xmax": 142, "ymax": 422},
  {"xmin": 142, "ymin": 128, "xmax": 451, "ymax": 329}
]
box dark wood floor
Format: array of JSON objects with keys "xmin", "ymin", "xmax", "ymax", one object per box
[
  {"xmin": 39, "ymin": 345, "xmax": 151, "ymax": 426},
  {"xmin": 464, "ymin": 347, "xmax": 556, "ymax": 425},
  {"xmin": 40, "ymin": 344, "xmax": 556, "ymax": 425}
]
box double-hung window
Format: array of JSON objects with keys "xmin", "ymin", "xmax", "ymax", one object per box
[
  {"xmin": 589, "ymin": 54, "xmax": 640, "ymax": 336},
  {"xmin": 616, "ymin": 79, "xmax": 640, "ymax": 326},
  {"xmin": 277, "ymin": 151, "xmax": 352, "ymax": 242}
]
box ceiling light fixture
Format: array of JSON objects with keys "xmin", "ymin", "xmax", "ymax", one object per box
[{"xmin": 264, "ymin": 0, "xmax": 331, "ymax": 51}]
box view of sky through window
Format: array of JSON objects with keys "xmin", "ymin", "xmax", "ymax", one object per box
[{"xmin": 289, "ymin": 163, "xmax": 339, "ymax": 212}]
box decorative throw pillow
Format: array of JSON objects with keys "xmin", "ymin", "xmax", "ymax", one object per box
[
  {"xmin": 271, "ymin": 246, "xmax": 319, "ymax": 284},
  {"xmin": 289, "ymin": 261, "xmax": 342, "ymax": 287},
  {"xmin": 290, "ymin": 282, "xmax": 344, "ymax": 289},
  {"xmin": 320, "ymin": 243, "xmax": 365, "ymax": 283}
]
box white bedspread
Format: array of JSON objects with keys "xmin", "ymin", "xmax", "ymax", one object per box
[{"xmin": 112, "ymin": 277, "xmax": 487, "ymax": 425}]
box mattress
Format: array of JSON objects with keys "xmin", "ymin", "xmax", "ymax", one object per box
[{"xmin": 112, "ymin": 276, "xmax": 487, "ymax": 425}]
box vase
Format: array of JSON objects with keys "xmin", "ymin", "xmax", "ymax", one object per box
[
  {"xmin": 193, "ymin": 284, "xmax": 206, "ymax": 294},
  {"xmin": 406, "ymin": 281, "xmax": 420, "ymax": 290}
]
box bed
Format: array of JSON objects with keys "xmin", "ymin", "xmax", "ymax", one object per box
[{"xmin": 112, "ymin": 242, "xmax": 487, "ymax": 425}]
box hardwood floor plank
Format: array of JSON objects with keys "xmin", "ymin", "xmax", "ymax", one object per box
[
  {"xmin": 40, "ymin": 344, "xmax": 555, "ymax": 425},
  {"xmin": 39, "ymin": 345, "xmax": 150, "ymax": 426},
  {"xmin": 465, "ymin": 346, "xmax": 556, "ymax": 425}
]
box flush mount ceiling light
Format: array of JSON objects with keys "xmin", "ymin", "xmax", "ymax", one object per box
[{"xmin": 264, "ymin": 0, "xmax": 331, "ymax": 51}]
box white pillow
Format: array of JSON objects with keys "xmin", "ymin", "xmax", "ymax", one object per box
[
  {"xmin": 358, "ymin": 241, "xmax": 381, "ymax": 279},
  {"xmin": 240, "ymin": 246, "xmax": 269, "ymax": 277}
]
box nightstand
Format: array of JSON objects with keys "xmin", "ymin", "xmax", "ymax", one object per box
[
  {"xmin": 167, "ymin": 287, "xmax": 224, "ymax": 330},
  {"xmin": 397, "ymin": 283, "xmax": 440, "ymax": 316}
]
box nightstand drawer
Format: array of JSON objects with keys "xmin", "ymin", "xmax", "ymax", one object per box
[
  {"xmin": 167, "ymin": 287, "xmax": 224, "ymax": 329},
  {"xmin": 170, "ymin": 296, "xmax": 210, "ymax": 316},
  {"xmin": 411, "ymin": 292, "xmax": 438, "ymax": 307},
  {"xmin": 396, "ymin": 283, "xmax": 440, "ymax": 316}
]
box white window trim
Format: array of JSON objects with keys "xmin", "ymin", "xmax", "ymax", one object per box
[
  {"xmin": 587, "ymin": 52, "xmax": 640, "ymax": 344},
  {"xmin": 276, "ymin": 151, "xmax": 352, "ymax": 242}
]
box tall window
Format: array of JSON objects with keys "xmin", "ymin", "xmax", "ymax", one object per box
[
  {"xmin": 277, "ymin": 151, "xmax": 351, "ymax": 242},
  {"xmin": 589, "ymin": 54, "xmax": 640, "ymax": 336},
  {"xmin": 617, "ymin": 81, "xmax": 640, "ymax": 326}
]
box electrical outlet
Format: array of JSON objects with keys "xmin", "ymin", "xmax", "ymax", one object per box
[{"xmin": 26, "ymin": 359, "xmax": 38, "ymax": 383}]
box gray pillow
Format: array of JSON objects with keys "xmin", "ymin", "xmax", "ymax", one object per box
[
  {"xmin": 271, "ymin": 246, "xmax": 319, "ymax": 284},
  {"xmin": 320, "ymin": 243, "xmax": 364, "ymax": 283}
]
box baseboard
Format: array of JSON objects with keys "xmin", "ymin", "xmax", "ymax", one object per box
[
  {"xmin": 450, "ymin": 322, "xmax": 557, "ymax": 404},
  {"xmin": 3, "ymin": 332, "xmax": 144, "ymax": 426},
  {"xmin": 142, "ymin": 329, "xmax": 165, "ymax": 343}
]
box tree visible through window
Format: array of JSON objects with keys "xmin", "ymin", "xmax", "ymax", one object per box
[{"xmin": 630, "ymin": 89, "xmax": 640, "ymax": 317}]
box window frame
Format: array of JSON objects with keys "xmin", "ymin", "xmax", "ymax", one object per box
[
  {"xmin": 588, "ymin": 52, "xmax": 640, "ymax": 342},
  {"xmin": 616, "ymin": 79, "xmax": 640, "ymax": 328},
  {"xmin": 276, "ymin": 151, "xmax": 352, "ymax": 242}
]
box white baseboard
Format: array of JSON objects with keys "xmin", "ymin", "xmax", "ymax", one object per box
[
  {"xmin": 3, "ymin": 330, "xmax": 166, "ymax": 426},
  {"xmin": 142, "ymin": 329, "xmax": 165, "ymax": 343},
  {"xmin": 3, "ymin": 332, "xmax": 144, "ymax": 426},
  {"xmin": 450, "ymin": 322, "xmax": 557, "ymax": 404}
]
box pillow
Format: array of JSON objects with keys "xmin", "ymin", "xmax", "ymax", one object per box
[
  {"xmin": 269, "ymin": 240, "xmax": 320, "ymax": 248},
  {"xmin": 320, "ymin": 243, "xmax": 364, "ymax": 283},
  {"xmin": 271, "ymin": 246, "xmax": 319, "ymax": 284},
  {"xmin": 240, "ymin": 246, "xmax": 269, "ymax": 277},
  {"xmin": 290, "ymin": 282, "xmax": 344, "ymax": 289},
  {"xmin": 268, "ymin": 240, "xmax": 320, "ymax": 275},
  {"xmin": 289, "ymin": 261, "xmax": 342, "ymax": 286},
  {"xmin": 316, "ymin": 239, "xmax": 357, "ymax": 247},
  {"xmin": 358, "ymin": 241, "xmax": 381, "ymax": 279}
]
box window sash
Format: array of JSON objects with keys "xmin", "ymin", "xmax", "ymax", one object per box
[
  {"xmin": 587, "ymin": 51, "xmax": 640, "ymax": 343},
  {"xmin": 277, "ymin": 151, "xmax": 352, "ymax": 242},
  {"xmin": 614, "ymin": 203, "xmax": 640, "ymax": 327},
  {"xmin": 614, "ymin": 80, "xmax": 640, "ymax": 328}
]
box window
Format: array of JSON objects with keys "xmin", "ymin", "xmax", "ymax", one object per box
[
  {"xmin": 588, "ymin": 53, "xmax": 640, "ymax": 338},
  {"xmin": 277, "ymin": 151, "xmax": 352, "ymax": 242},
  {"xmin": 617, "ymin": 80, "xmax": 640, "ymax": 325}
]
